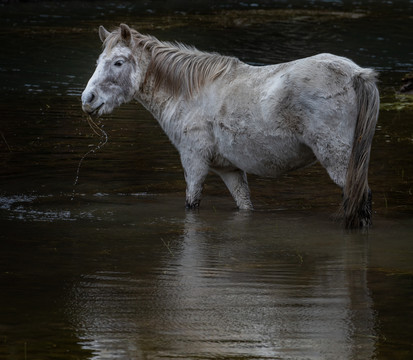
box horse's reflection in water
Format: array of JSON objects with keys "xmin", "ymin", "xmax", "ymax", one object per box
[
  {"xmin": 71, "ymin": 210, "xmax": 376, "ymax": 359},
  {"xmin": 168, "ymin": 212, "xmax": 376, "ymax": 358}
]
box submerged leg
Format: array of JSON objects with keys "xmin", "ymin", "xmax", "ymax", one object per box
[
  {"xmin": 213, "ymin": 168, "xmax": 253, "ymax": 210},
  {"xmin": 181, "ymin": 154, "xmax": 209, "ymax": 209}
]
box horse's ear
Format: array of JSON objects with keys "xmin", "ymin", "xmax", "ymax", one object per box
[
  {"xmin": 120, "ymin": 23, "xmax": 133, "ymax": 46},
  {"xmin": 99, "ymin": 26, "xmax": 110, "ymax": 43}
]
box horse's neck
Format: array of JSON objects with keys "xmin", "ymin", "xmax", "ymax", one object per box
[
  {"xmin": 134, "ymin": 50, "xmax": 185, "ymax": 127},
  {"xmin": 136, "ymin": 84, "xmax": 186, "ymax": 148},
  {"xmin": 137, "ymin": 78, "xmax": 180, "ymax": 123}
]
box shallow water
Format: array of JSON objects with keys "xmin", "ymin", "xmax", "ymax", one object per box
[{"xmin": 1, "ymin": 1, "xmax": 413, "ymax": 359}]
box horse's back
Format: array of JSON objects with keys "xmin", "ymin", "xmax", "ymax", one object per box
[{"xmin": 261, "ymin": 54, "xmax": 362, "ymax": 137}]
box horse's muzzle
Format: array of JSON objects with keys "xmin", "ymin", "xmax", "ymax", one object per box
[
  {"xmin": 81, "ymin": 89, "xmax": 104, "ymax": 115},
  {"xmin": 82, "ymin": 102, "xmax": 104, "ymax": 116}
]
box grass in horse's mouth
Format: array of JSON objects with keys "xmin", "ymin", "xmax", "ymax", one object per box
[
  {"xmin": 86, "ymin": 113, "xmax": 104, "ymax": 136},
  {"xmin": 90, "ymin": 102, "xmax": 104, "ymax": 116}
]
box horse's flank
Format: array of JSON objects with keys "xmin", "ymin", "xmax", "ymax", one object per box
[{"xmin": 103, "ymin": 27, "xmax": 240, "ymax": 99}]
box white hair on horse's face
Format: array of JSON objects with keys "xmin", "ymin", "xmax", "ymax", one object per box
[{"xmin": 81, "ymin": 41, "xmax": 139, "ymax": 116}]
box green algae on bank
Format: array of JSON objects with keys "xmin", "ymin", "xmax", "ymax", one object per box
[{"xmin": 381, "ymin": 93, "xmax": 413, "ymax": 112}]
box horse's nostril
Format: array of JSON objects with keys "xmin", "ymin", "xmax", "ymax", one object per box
[{"xmin": 89, "ymin": 92, "xmax": 96, "ymax": 103}]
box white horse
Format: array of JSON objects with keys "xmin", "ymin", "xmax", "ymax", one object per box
[{"xmin": 81, "ymin": 24, "xmax": 379, "ymax": 228}]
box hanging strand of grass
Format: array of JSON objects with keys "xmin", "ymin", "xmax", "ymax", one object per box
[{"xmin": 71, "ymin": 115, "xmax": 108, "ymax": 200}]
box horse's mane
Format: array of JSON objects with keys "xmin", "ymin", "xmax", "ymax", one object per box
[{"xmin": 103, "ymin": 28, "xmax": 240, "ymax": 98}]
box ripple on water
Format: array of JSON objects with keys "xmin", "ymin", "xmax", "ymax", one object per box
[{"xmin": 0, "ymin": 194, "xmax": 89, "ymax": 222}]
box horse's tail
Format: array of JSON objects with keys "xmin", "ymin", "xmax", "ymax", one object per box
[{"xmin": 341, "ymin": 68, "xmax": 379, "ymax": 229}]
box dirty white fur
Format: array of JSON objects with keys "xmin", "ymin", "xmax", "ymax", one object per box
[{"xmin": 82, "ymin": 24, "xmax": 378, "ymax": 226}]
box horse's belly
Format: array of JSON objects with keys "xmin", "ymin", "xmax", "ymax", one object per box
[{"xmin": 215, "ymin": 134, "xmax": 316, "ymax": 177}]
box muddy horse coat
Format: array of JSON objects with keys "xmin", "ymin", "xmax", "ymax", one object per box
[{"xmin": 81, "ymin": 24, "xmax": 379, "ymax": 228}]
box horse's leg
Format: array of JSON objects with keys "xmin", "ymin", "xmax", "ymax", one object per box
[
  {"xmin": 321, "ymin": 146, "xmax": 373, "ymax": 227},
  {"xmin": 308, "ymin": 137, "xmax": 373, "ymax": 226},
  {"xmin": 213, "ymin": 168, "xmax": 253, "ymax": 210},
  {"xmin": 180, "ymin": 154, "xmax": 209, "ymax": 209},
  {"xmin": 305, "ymin": 135, "xmax": 351, "ymax": 188}
]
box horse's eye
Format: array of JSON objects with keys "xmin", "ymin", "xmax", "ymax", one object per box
[{"xmin": 114, "ymin": 60, "xmax": 124, "ymax": 67}]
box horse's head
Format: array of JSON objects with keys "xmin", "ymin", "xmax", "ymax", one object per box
[{"xmin": 81, "ymin": 24, "xmax": 140, "ymax": 116}]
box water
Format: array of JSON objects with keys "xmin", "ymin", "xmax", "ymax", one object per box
[{"xmin": 1, "ymin": 1, "xmax": 413, "ymax": 359}]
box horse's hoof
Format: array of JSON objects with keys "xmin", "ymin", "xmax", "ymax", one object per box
[{"xmin": 185, "ymin": 201, "xmax": 200, "ymax": 210}]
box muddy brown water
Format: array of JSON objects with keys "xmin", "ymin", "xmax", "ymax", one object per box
[{"xmin": 0, "ymin": 1, "xmax": 412, "ymax": 359}]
